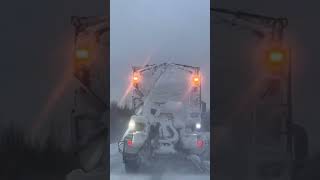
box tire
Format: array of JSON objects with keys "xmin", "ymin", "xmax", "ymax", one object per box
[{"xmin": 125, "ymin": 159, "xmax": 141, "ymax": 173}]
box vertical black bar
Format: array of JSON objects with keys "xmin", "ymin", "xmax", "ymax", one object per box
[
  {"xmin": 287, "ymin": 47, "xmax": 293, "ymax": 155},
  {"xmin": 105, "ymin": 1, "xmax": 110, "ymax": 180},
  {"xmin": 210, "ymin": 0, "xmax": 214, "ymax": 179}
]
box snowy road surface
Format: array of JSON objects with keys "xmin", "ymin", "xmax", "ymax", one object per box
[{"xmin": 110, "ymin": 143, "xmax": 210, "ymax": 180}]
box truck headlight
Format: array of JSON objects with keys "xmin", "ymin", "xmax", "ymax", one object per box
[
  {"xmin": 195, "ymin": 123, "xmax": 201, "ymax": 129},
  {"xmin": 129, "ymin": 120, "xmax": 136, "ymax": 130}
]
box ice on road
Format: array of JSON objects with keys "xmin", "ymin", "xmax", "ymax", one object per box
[{"xmin": 110, "ymin": 143, "xmax": 210, "ymax": 180}]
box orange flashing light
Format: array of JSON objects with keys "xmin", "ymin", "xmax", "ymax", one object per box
[
  {"xmin": 264, "ymin": 47, "xmax": 288, "ymax": 74},
  {"xmin": 192, "ymin": 75, "xmax": 200, "ymax": 86},
  {"xmin": 132, "ymin": 73, "xmax": 140, "ymax": 85},
  {"xmin": 76, "ymin": 49, "xmax": 89, "ymax": 59}
]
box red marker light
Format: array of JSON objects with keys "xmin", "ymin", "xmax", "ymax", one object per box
[
  {"xmin": 196, "ymin": 139, "xmax": 204, "ymax": 148},
  {"xmin": 127, "ymin": 139, "xmax": 133, "ymax": 147}
]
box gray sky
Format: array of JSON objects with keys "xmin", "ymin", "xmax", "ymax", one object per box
[{"xmin": 110, "ymin": 0, "xmax": 210, "ymax": 106}]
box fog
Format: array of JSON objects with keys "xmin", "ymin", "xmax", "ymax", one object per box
[{"xmin": 110, "ymin": 0, "xmax": 210, "ymax": 106}]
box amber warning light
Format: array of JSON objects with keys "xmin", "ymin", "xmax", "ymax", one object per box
[
  {"xmin": 192, "ymin": 75, "xmax": 200, "ymax": 86},
  {"xmin": 268, "ymin": 50, "xmax": 285, "ymax": 63},
  {"xmin": 132, "ymin": 73, "xmax": 141, "ymax": 85},
  {"xmin": 264, "ymin": 47, "xmax": 288, "ymax": 74},
  {"xmin": 75, "ymin": 48, "xmax": 89, "ymax": 60}
]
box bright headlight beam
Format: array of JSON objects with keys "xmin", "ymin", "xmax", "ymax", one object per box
[
  {"xmin": 129, "ymin": 120, "xmax": 135, "ymax": 130},
  {"xmin": 196, "ymin": 123, "xmax": 201, "ymax": 129}
]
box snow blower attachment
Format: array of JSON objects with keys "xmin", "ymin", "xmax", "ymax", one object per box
[{"xmin": 118, "ymin": 63, "xmax": 210, "ymax": 173}]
